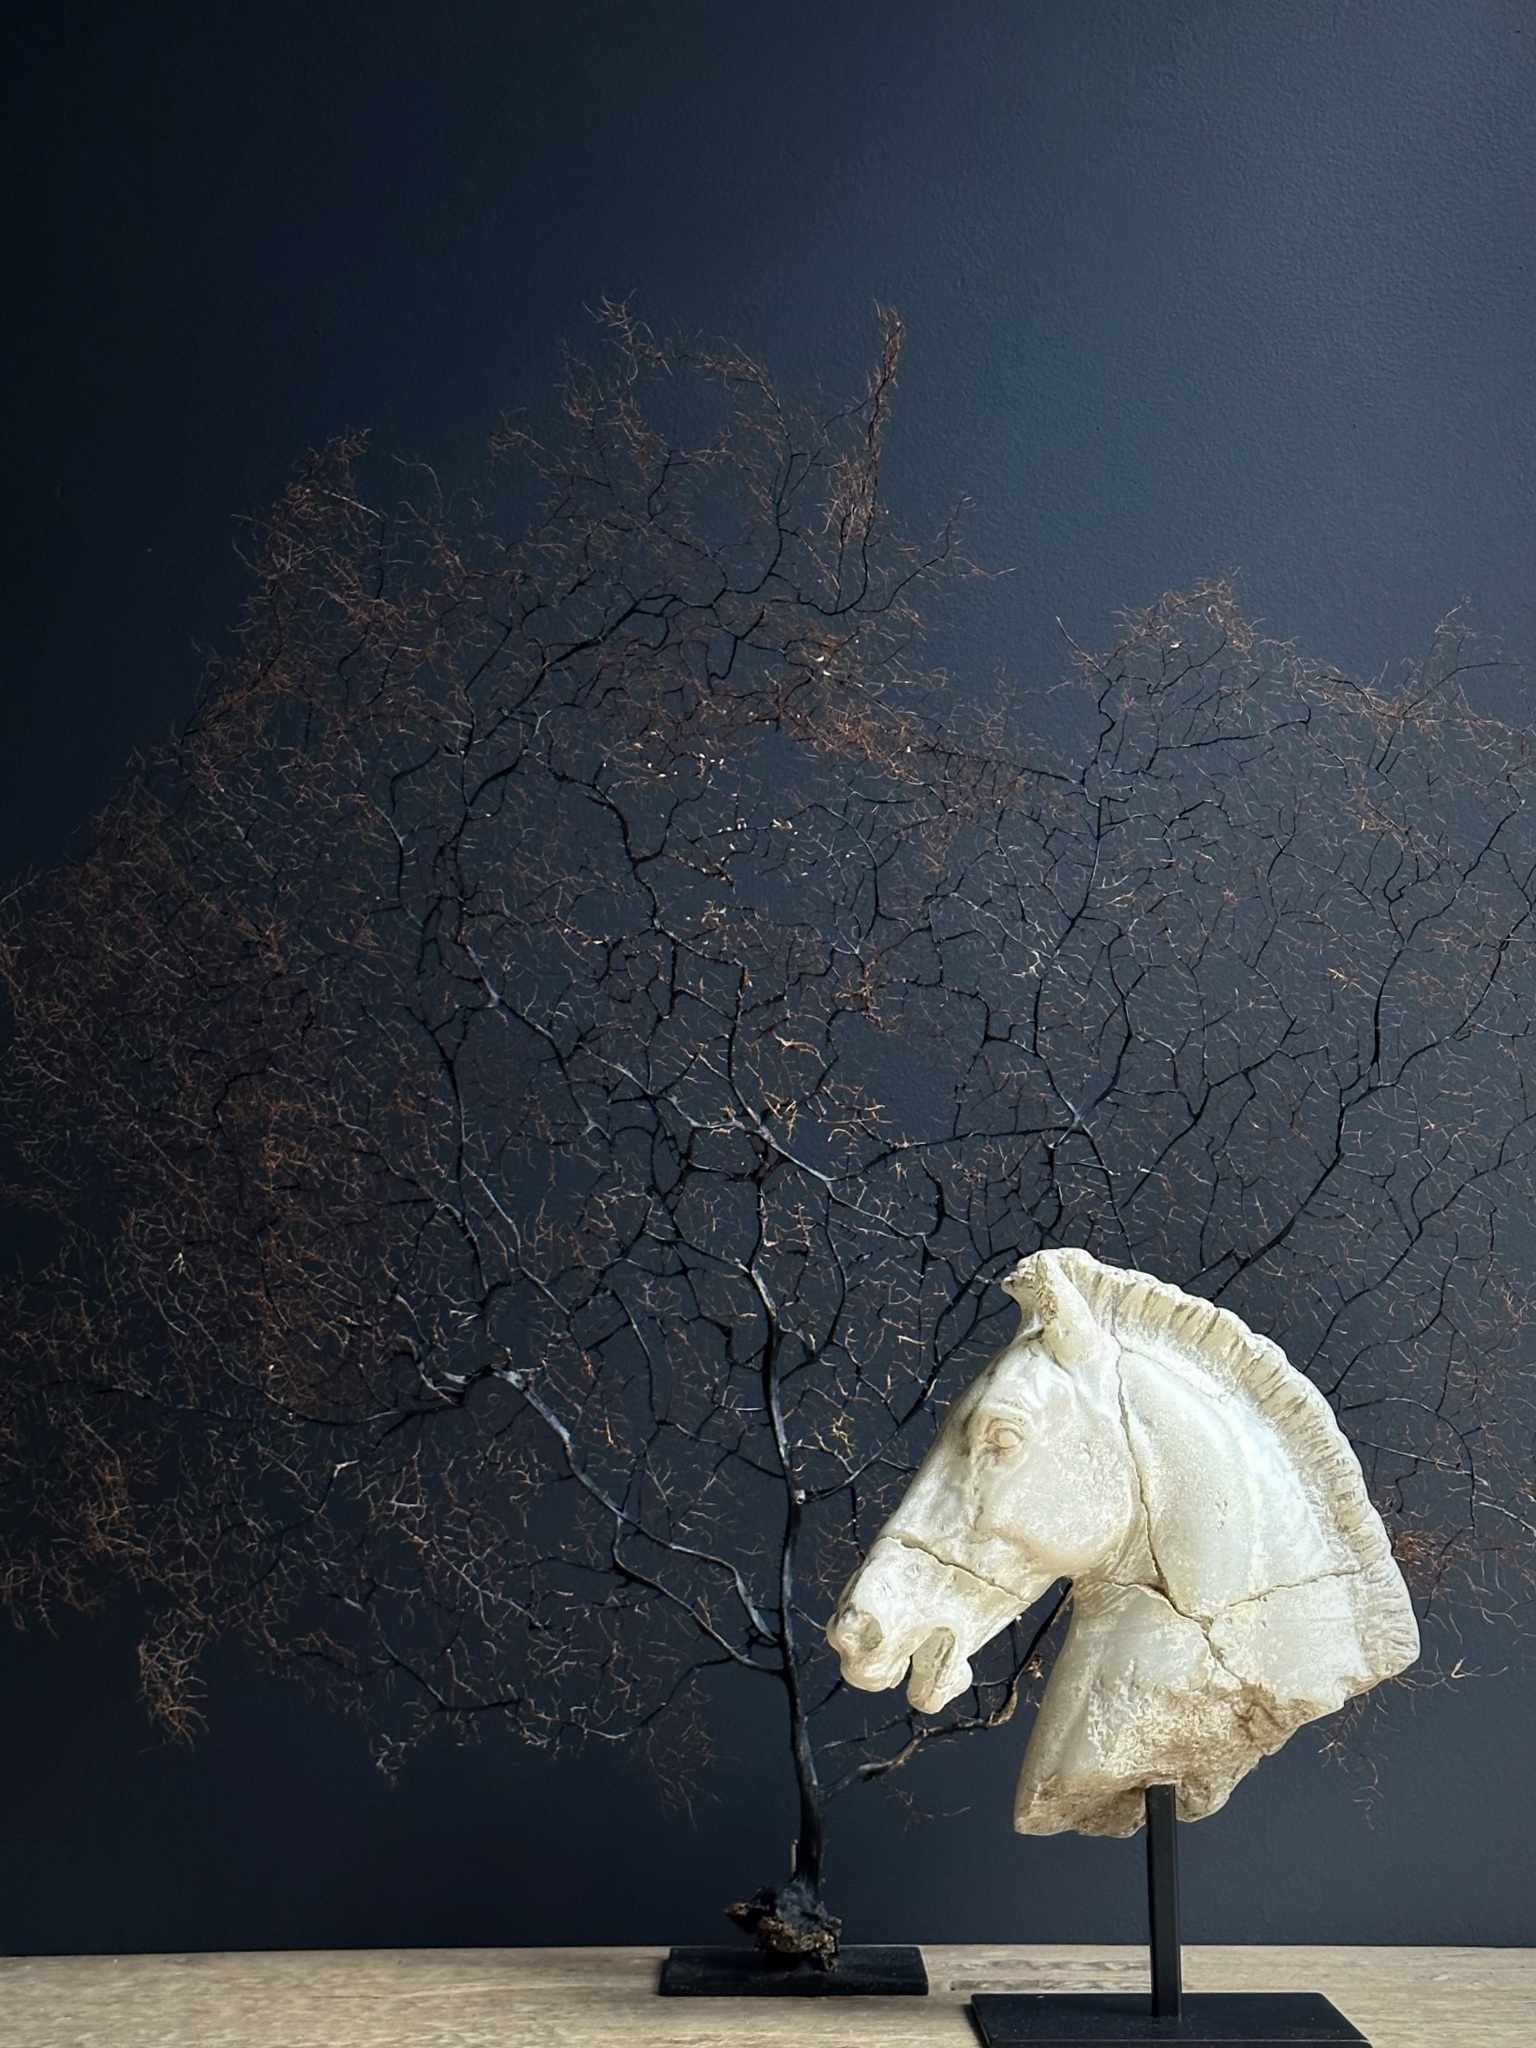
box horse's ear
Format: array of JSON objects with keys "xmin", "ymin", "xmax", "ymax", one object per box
[{"xmin": 1001, "ymin": 1250, "xmax": 1108, "ymax": 1373}]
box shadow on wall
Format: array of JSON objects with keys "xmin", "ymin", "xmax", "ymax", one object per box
[{"xmin": 0, "ymin": 1599, "xmax": 1532, "ymax": 1953}]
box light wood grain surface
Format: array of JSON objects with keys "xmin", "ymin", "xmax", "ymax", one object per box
[{"xmin": 1, "ymin": 1944, "xmax": 1530, "ymax": 2048}]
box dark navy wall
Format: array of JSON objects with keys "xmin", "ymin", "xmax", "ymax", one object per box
[{"xmin": 5, "ymin": 0, "xmax": 1536, "ymax": 1951}]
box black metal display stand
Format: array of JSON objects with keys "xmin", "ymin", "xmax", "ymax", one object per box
[
  {"xmin": 970, "ymin": 1786, "xmax": 1369, "ymax": 2047},
  {"xmin": 659, "ymin": 1943, "xmax": 928, "ymax": 1996}
]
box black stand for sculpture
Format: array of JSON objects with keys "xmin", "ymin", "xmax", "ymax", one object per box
[
  {"xmin": 970, "ymin": 1786, "xmax": 1369, "ymax": 2046},
  {"xmin": 659, "ymin": 1943, "xmax": 927, "ymax": 1997}
]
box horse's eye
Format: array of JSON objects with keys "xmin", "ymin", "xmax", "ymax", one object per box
[{"xmin": 986, "ymin": 1420, "xmax": 1025, "ymax": 1453}]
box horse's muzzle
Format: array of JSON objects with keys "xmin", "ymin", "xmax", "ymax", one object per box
[{"xmin": 827, "ymin": 1536, "xmax": 979, "ymax": 1713}]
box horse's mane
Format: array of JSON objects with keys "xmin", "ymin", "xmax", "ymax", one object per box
[{"xmin": 1025, "ymin": 1247, "xmax": 1414, "ymax": 1677}]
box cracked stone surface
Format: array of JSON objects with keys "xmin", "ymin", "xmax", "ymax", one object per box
[{"xmin": 827, "ymin": 1247, "xmax": 1419, "ymax": 1837}]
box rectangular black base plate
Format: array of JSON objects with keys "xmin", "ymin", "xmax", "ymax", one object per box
[
  {"xmin": 970, "ymin": 1991, "xmax": 1367, "ymax": 2046},
  {"xmin": 659, "ymin": 1943, "xmax": 928, "ymax": 1996}
]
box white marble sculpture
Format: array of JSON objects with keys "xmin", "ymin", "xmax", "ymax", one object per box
[{"xmin": 827, "ymin": 1248, "xmax": 1419, "ymax": 1837}]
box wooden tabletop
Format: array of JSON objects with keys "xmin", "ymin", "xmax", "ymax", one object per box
[{"xmin": 1, "ymin": 1943, "xmax": 1530, "ymax": 2048}]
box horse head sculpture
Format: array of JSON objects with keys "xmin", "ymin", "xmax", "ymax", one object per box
[{"xmin": 827, "ymin": 1248, "xmax": 1419, "ymax": 1837}]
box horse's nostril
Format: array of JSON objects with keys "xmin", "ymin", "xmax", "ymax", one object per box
[{"xmin": 833, "ymin": 1608, "xmax": 884, "ymax": 1660}]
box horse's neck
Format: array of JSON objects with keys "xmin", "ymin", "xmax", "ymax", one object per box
[{"xmin": 1112, "ymin": 1344, "xmax": 1348, "ymax": 1621}]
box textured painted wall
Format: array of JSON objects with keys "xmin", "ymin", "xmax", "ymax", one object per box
[{"xmin": 4, "ymin": 0, "xmax": 1536, "ymax": 1951}]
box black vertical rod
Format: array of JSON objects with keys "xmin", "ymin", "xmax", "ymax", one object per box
[{"xmin": 1144, "ymin": 1783, "xmax": 1183, "ymax": 2019}]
